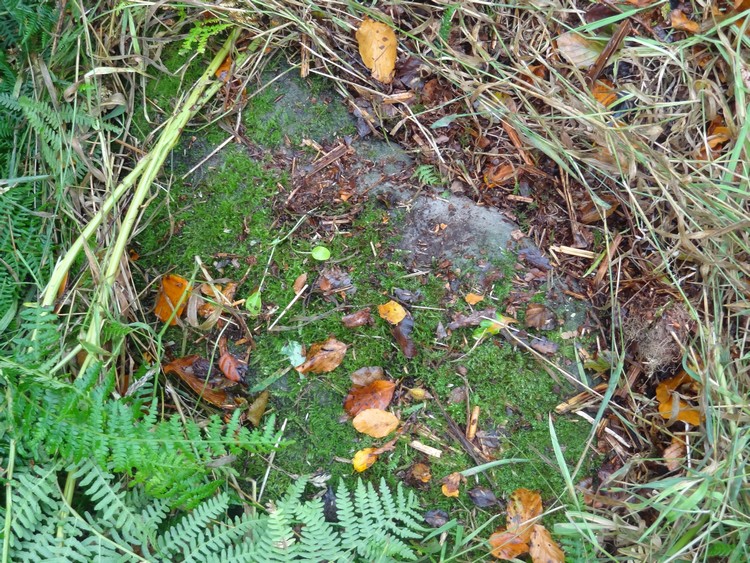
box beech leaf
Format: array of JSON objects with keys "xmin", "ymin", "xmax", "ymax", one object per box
[
  {"xmin": 154, "ymin": 274, "xmax": 191, "ymax": 325},
  {"xmin": 344, "ymin": 379, "xmax": 396, "ymax": 417},
  {"xmin": 557, "ymin": 31, "xmax": 603, "ymax": 68},
  {"xmin": 352, "ymin": 408, "xmax": 399, "ymax": 438},
  {"xmin": 356, "ymin": 18, "xmax": 397, "ymax": 84},
  {"xmin": 529, "ymin": 525, "xmax": 565, "ymax": 563},
  {"xmin": 295, "ymin": 337, "xmax": 347, "ymax": 374},
  {"xmin": 378, "ymin": 300, "xmax": 407, "ymax": 324},
  {"xmin": 352, "ymin": 447, "xmax": 379, "ymax": 472}
]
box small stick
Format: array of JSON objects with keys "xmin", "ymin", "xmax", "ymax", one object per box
[
  {"xmin": 268, "ymin": 284, "xmax": 308, "ymax": 331},
  {"xmin": 466, "ymin": 406, "xmax": 480, "ymax": 441},
  {"xmin": 409, "ymin": 440, "xmax": 442, "ymax": 458},
  {"xmin": 258, "ymin": 418, "xmax": 288, "ymax": 503},
  {"xmin": 585, "ymin": 20, "xmax": 632, "ymax": 87}
]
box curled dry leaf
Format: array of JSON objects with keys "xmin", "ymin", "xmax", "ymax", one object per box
[
  {"xmin": 352, "ymin": 448, "xmax": 379, "ymax": 472},
  {"xmin": 245, "ymin": 390, "xmax": 269, "ymax": 427},
  {"xmin": 441, "ymin": 471, "xmax": 463, "ymax": 498},
  {"xmin": 218, "ymin": 351, "xmax": 247, "ymax": 383},
  {"xmin": 356, "ymin": 18, "xmax": 397, "ymax": 84},
  {"xmin": 670, "ymin": 9, "xmax": 700, "ymax": 33},
  {"xmin": 592, "ymin": 79, "xmax": 618, "ymax": 107},
  {"xmin": 410, "ymin": 462, "xmax": 432, "ymax": 483},
  {"xmin": 655, "ymin": 371, "xmax": 702, "ymax": 426},
  {"xmin": 295, "ymin": 337, "xmax": 347, "ymax": 374},
  {"xmin": 352, "ymin": 408, "xmax": 400, "ymax": 438},
  {"xmin": 525, "ymin": 304, "xmax": 556, "ymax": 330},
  {"xmin": 342, "ymin": 307, "xmax": 373, "ymax": 328},
  {"xmin": 696, "ymin": 115, "xmax": 732, "ymax": 159},
  {"xmin": 344, "ymin": 379, "xmax": 396, "ymax": 417},
  {"xmin": 448, "ymin": 308, "xmax": 497, "ymax": 330},
  {"xmin": 529, "ymin": 525, "xmax": 565, "ymax": 563},
  {"xmin": 465, "ymin": 293, "xmax": 484, "ymax": 305},
  {"xmin": 378, "ymin": 300, "xmax": 407, "ymax": 324},
  {"xmin": 468, "ymin": 487, "xmax": 498, "ymax": 508},
  {"xmin": 163, "ymin": 355, "xmax": 234, "ymax": 409},
  {"xmin": 663, "ymin": 438, "xmax": 686, "ymax": 472},
  {"xmin": 293, "ymin": 273, "xmax": 308, "ymax": 294},
  {"xmin": 154, "ymin": 274, "xmax": 191, "ymax": 325},
  {"xmin": 556, "ymin": 31, "xmax": 603, "ymax": 69},
  {"xmin": 392, "ymin": 313, "xmax": 417, "ymax": 358}
]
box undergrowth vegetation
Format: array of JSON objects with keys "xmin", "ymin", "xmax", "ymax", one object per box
[{"xmin": 1, "ymin": 0, "xmax": 748, "ymax": 561}]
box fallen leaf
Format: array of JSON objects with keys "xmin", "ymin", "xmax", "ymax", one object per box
[
  {"xmin": 281, "ymin": 341, "xmax": 306, "ymax": 367},
  {"xmin": 525, "ymin": 304, "xmax": 556, "ymax": 330},
  {"xmin": 163, "ymin": 355, "xmax": 234, "ymax": 409},
  {"xmin": 469, "ymin": 487, "xmax": 498, "ymax": 508},
  {"xmin": 350, "ymin": 366, "xmax": 385, "ymax": 387},
  {"xmin": 529, "ymin": 525, "xmax": 565, "ymax": 563},
  {"xmin": 392, "ymin": 287, "xmax": 422, "ymax": 304},
  {"xmin": 592, "ymin": 79, "xmax": 618, "ymax": 107},
  {"xmin": 696, "ymin": 115, "xmax": 732, "ymax": 159},
  {"xmin": 663, "ymin": 438, "xmax": 686, "ymax": 471},
  {"xmin": 293, "ymin": 273, "xmax": 308, "ymax": 294},
  {"xmin": 407, "ymin": 387, "xmax": 432, "ymax": 401},
  {"xmin": 529, "ymin": 336, "xmax": 559, "ymax": 355},
  {"xmin": 378, "ymin": 300, "xmax": 407, "ymax": 324},
  {"xmin": 410, "ymin": 462, "xmax": 432, "ymax": 483},
  {"xmin": 670, "ymin": 9, "xmax": 700, "ymax": 34},
  {"xmin": 154, "ymin": 274, "xmax": 191, "ymax": 325},
  {"xmin": 556, "ymin": 31, "xmax": 604, "ymax": 69},
  {"xmin": 295, "ymin": 337, "xmax": 347, "ymax": 374},
  {"xmin": 344, "ymin": 379, "xmax": 396, "ymax": 417},
  {"xmin": 352, "ymin": 408, "xmax": 400, "ymax": 438},
  {"xmin": 392, "ymin": 313, "xmax": 418, "ymax": 358},
  {"xmin": 424, "ymin": 509, "xmax": 450, "ymax": 528},
  {"xmin": 356, "ymin": 18, "xmax": 398, "ymax": 84},
  {"xmin": 655, "ymin": 371, "xmax": 702, "ymax": 426},
  {"xmin": 245, "ymin": 390, "xmax": 269, "ymax": 427},
  {"xmin": 342, "ymin": 307, "xmax": 373, "ymax": 328},
  {"xmin": 441, "ymin": 472, "xmax": 463, "ymax": 498},
  {"xmin": 473, "ymin": 313, "xmax": 518, "ymax": 339},
  {"xmin": 215, "ymin": 55, "xmax": 233, "ymax": 82},
  {"xmin": 506, "ymin": 488, "xmax": 543, "ymax": 543},
  {"xmin": 353, "ymin": 448, "xmax": 379, "ymax": 472},
  {"xmin": 218, "ymin": 351, "xmax": 247, "ymax": 383},
  {"xmin": 316, "ymin": 267, "xmax": 355, "ymax": 299},
  {"xmin": 485, "ymin": 163, "xmax": 517, "ymax": 187},
  {"xmin": 448, "ymin": 308, "xmax": 497, "ymax": 330},
  {"xmin": 197, "ymin": 282, "xmax": 238, "ymax": 317},
  {"xmin": 488, "ymin": 530, "xmax": 529, "ymax": 560},
  {"xmin": 465, "ymin": 293, "xmax": 485, "ymax": 305}
]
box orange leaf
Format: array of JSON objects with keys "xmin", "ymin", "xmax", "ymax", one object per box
[
  {"xmin": 218, "ymin": 351, "xmax": 246, "ymax": 383},
  {"xmin": 163, "ymin": 355, "xmax": 234, "ymax": 409},
  {"xmin": 353, "ymin": 447, "xmax": 379, "ymax": 472},
  {"xmin": 592, "ymin": 79, "xmax": 618, "ymax": 107},
  {"xmin": 344, "ymin": 379, "xmax": 396, "ymax": 417},
  {"xmin": 350, "ymin": 366, "xmax": 384, "ymax": 387},
  {"xmin": 488, "ymin": 530, "xmax": 529, "ymax": 560},
  {"xmin": 670, "ymin": 10, "xmax": 700, "ymax": 33},
  {"xmin": 342, "ymin": 308, "xmax": 373, "ymax": 328},
  {"xmin": 378, "ymin": 300, "xmax": 407, "ymax": 324},
  {"xmin": 154, "ymin": 274, "xmax": 191, "ymax": 325},
  {"xmin": 465, "ymin": 293, "xmax": 484, "ymax": 305},
  {"xmin": 295, "ymin": 337, "xmax": 347, "ymax": 374},
  {"xmin": 663, "ymin": 438, "xmax": 686, "ymax": 472},
  {"xmin": 411, "ymin": 462, "xmax": 432, "ymax": 483},
  {"xmin": 356, "ymin": 18, "xmax": 397, "ymax": 84},
  {"xmin": 655, "ymin": 371, "xmax": 702, "ymax": 426},
  {"xmin": 352, "ymin": 408, "xmax": 400, "ymax": 438},
  {"xmin": 484, "ymin": 163, "xmax": 517, "ymax": 187},
  {"xmin": 529, "ymin": 525, "xmax": 564, "ymax": 563},
  {"xmin": 507, "ymin": 488, "xmax": 543, "ymax": 543},
  {"xmin": 441, "ymin": 471, "xmax": 463, "ymax": 498},
  {"xmin": 215, "ymin": 55, "xmax": 232, "ymax": 83},
  {"xmin": 293, "ymin": 273, "xmax": 308, "ymax": 294}
]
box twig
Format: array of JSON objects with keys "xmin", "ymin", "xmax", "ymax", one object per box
[
  {"xmin": 258, "ymin": 418, "xmax": 288, "ymax": 503},
  {"xmin": 268, "ymin": 284, "xmax": 308, "ymax": 331}
]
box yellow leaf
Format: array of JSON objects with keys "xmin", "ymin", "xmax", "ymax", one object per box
[
  {"xmin": 441, "ymin": 472, "xmax": 462, "ymax": 498},
  {"xmin": 154, "ymin": 274, "xmax": 191, "ymax": 325},
  {"xmin": 529, "ymin": 525, "xmax": 565, "ymax": 563},
  {"xmin": 356, "ymin": 18, "xmax": 397, "ymax": 84},
  {"xmin": 670, "ymin": 10, "xmax": 700, "ymax": 34},
  {"xmin": 378, "ymin": 300, "xmax": 407, "ymax": 325},
  {"xmin": 352, "ymin": 408, "xmax": 400, "ymax": 438},
  {"xmin": 352, "ymin": 448, "xmax": 379, "ymax": 472},
  {"xmin": 655, "ymin": 371, "xmax": 703, "ymax": 426},
  {"xmin": 465, "ymin": 293, "xmax": 484, "ymax": 305},
  {"xmin": 506, "ymin": 488, "xmax": 543, "ymax": 543}
]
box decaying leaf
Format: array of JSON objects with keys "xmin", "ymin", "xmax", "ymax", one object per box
[
  {"xmin": 489, "ymin": 530, "xmax": 529, "ymax": 560},
  {"xmin": 342, "ymin": 307, "xmax": 374, "ymax": 328},
  {"xmin": 663, "ymin": 438, "xmax": 686, "ymax": 471},
  {"xmin": 163, "ymin": 355, "xmax": 234, "ymax": 409},
  {"xmin": 556, "ymin": 31, "xmax": 603, "ymax": 68},
  {"xmin": 344, "ymin": 379, "xmax": 396, "ymax": 417},
  {"xmin": 316, "ymin": 267, "xmax": 355, "ymax": 298},
  {"xmin": 295, "ymin": 337, "xmax": 347, "ymax": 374},
  {"xmin": 293, "ymin": 273, "xmax": 308, "ymax": 294},
  {"xmin": 378, "ymin": 300, "xmax": 407, "ymax": 324},
  {"xmin": 507, "ymin": 488, "xmax": 543, "ymax": 542},
  {"xmin": 154, "ymin": 274, "xmax": 191, "ymax": 325},
  {"xmin": 218, "ymin": 351, "xmax": 247, "ymax": 383},
  {"xmin": 696, "ymin": 115, "xmax": 732, "ymax": 159},
  {"xmin": 465, "ymin": 293, "xmax": 484, "ymax": 305},
  {"xmin": 424, "ymin": 509, "xmax": 450, "ymax": 528},
  {"xmin": 655, "ymin": 371, "xmax": 702, "ymax": 426},
  {"xmin": 356, "ymin": 18, "xmax": 397, "ymax": 84},
  {"xmin": 353, "ymin": 447, "xmax": 379, "ymax": 472},
  {"xmin": 484, "ymin": 163, "xmax": 517, "ymax": 187},
  {"xmin": 592, "ymin": 79, "xmax": 618, "ymax": 107},
  {"xmin": 448, "ymin": 308, "xmax": 497, "ymax": 330},
  {"xmin": 410, "ymin": 462, "xmax": 432, "ymax": 483},
  {"xmin": 469, "ymin": 487, "xmax": 498, "ymax": 508},
  {"xmin": 350, "ymin": 366, "xmax": 384, "ymax": 387},
  {"xmin": 392, "ymin": 313, "xmax": 418, "ymax": 358},
  {"xmin": 197, "ymin": 282, "xmax": 238, "ymax": 318},
  {"xmin": 245, "ymin": 390, "xmax": 269, "ymax": 427},
  {"xmin": 352, "ymin": 408, "xmax": 400, "ymax": 438},
  {"xmin": 441, "ymin": 472, "xmax": 463, "ymax": 498},
  {"xmin": 529, "ymin": 525, "xmax": 565, "ymax": 563},
  {"xmin": 525, "ymin": 304, "xmax": 556, "ymax": 330},
  {"xmin": 670, "ymin": 9, "xmax": 700, "ymax": 33}
]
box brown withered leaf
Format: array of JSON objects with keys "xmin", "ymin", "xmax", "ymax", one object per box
[
  {"xmin": 525, "ymin": 304, "xmax": 556, "ymax": 331},
  {"xmin": 468, "ymin": 487, "xmax": 498, "ymax": 508},
  {"xmin": 154, "ymin": 274, "xmax": 191, "ymax": 325},
  {"xmin": 441, "ymin": 472, "xmax": 463, "ymax": 498},
  {"xmin": 663, "ymin": 438, "xmax": 686, "ymax": 471},
  {"xmin": 529, "ymin": 336, "xmax": 559, "ymax": 355},
  {"xmin": 488, "ymin": 530, "xmax": 529, "ymax": 560},
  {"xmin": 344, "ymin": 379, "xmax": 396, "ymax": 417},
  {"xmin": 378, "ymin": 300, "xmax": 407, "ymax": 324},
  {"xmin": 293, "ymin": 273, "xmax": 308, "ymax": 294},
  {"xmin": 529, "ymin": 525, "xmax": 564, "ymax": 563},
  {"xmin": 410, "ymin": 462, "xmax": 432, "ymax": 483},
  {"xmin": 448, "ymin": 308, "xmax": 497, "ymax": 330},
  {"xmin": 342, "ymin": 307, "xmax": 373, "ymax": 328},
  {"xmin": 316, "ymin": 267, "xmax": 355, "ymax": 299},
  {"xmin": 350, "ymin": 366, "xmax": 384, "ymax": 387},
  {"xmin": 295, "ymin": 337, "xmax": 347, "ymax": 374},
  {"xmin": 507, "ymin": 488, "xmax": 543, "ymax": 543},
  {"xmin": 246, "ymin": 390, "xmax": 269, "ymax": 427},
  {"xmin": 163, "ymin": 356, "xmax": 235, "ymax": 409},
  {"xmin": 392, "ymin": 313, "xmax": 417, "ymax": 358},
  {"xmin": 670, "ymin": 9, "xmax": 699, "ymax": 33},
  {"xmin": 352, "ymin": 408, "xmax": 400, "ymax": 438},
  {"xmin": 218, "ymin": 351, "xmax": 247, "ymax": 383}
]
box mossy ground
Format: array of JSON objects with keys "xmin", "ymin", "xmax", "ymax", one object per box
[{"xmin": 134, "ymin": 45, "xmax": 595, "ymax": 545}]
